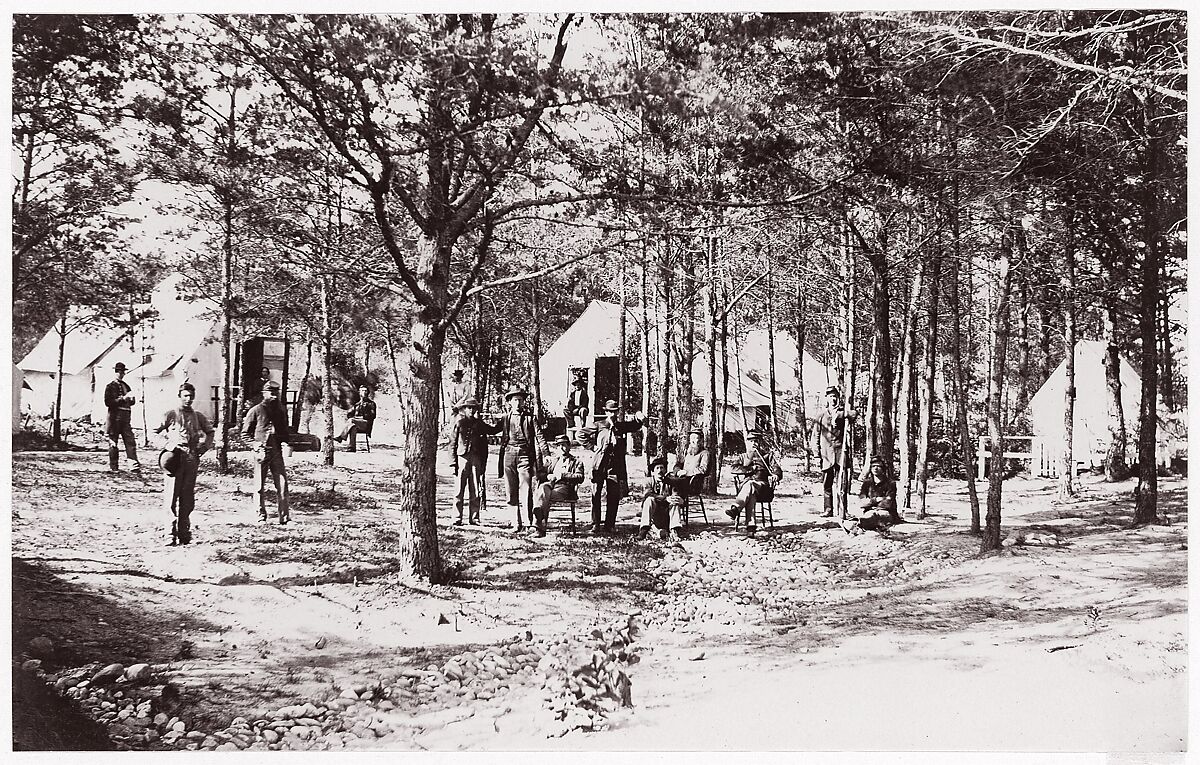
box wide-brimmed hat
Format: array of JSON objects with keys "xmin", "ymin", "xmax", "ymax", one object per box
[
  {"xmin": 553, "ymin": 434, "xmax": 572, "ymax": 447},
  {"xmin": 870, "ymin": 455, "xmax": 887, "ymax": 468},
  {"xmin": 159, "ymin": 447, "xmax": 184, "ymax": 477},
  {"xmin": 504, "ymin": 386, "xmax": 527, "ymax": 401},
  {"xmin": 457, "ymin": 395, "xmax": 480, "ymax": 410},
  {"xmin": 113, "ymin": 362, "xmax": 127, "ymax": 372},
  {"xmin": 572, "ymin": 377, "xmax": 586, "ymax": 387},
  {"xmin": 603, "ymin": 399, "xmax": 619, "ymax": 412},
  {"xmin": 745, "ymin": 429, "xmax": 763, "ymax": 439},
  {"xmin": 825, "ymin": 385, "xmax": 841, "ymax": 397},
  {"xmin": 648, "ymin": 456, "xmax": 668, "ymax": 470}
]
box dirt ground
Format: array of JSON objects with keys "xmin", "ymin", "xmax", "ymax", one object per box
[{"xmin": 8, "ymin": 440, "xmax": 1188, "ymax": 753}]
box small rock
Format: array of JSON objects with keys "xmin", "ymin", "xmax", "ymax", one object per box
[
  {"xmin": 171, "ymin": 721, "xmax": 187, "ymax": 733},
  {"xmin": 92, "ymin": 663, "xmax": 125, "ymax": 684},
  {"xmin": 21, "ymin": 659, "xmax": 42, "ymax": 673},
  {"xmin": 262, "ymin": 730, "xmax": 280, "ymax": 744},
  {"xmin": 28, "ymin": 636, "xmax": 54, "ymax": 659},
  {"xmin": 216, "ymin": 743, "xmax": 239, "ymax": 751},
  {"xmin": 340, "ymin": 689, "xmax": 360, "ymax": 700},
  {"xmin": 124, "ymin": 663, "xmax": 152, "ymax": 683},
  {"xmin": 185, "ymin": 730, "xmax": 207, "ymax": 741},
  {"xmin": 154, "ymin": 713, "xmax": 170, "ymax": 727}
]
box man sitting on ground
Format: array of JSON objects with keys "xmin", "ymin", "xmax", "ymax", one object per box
[
  {"xmin": 636, "ymin": 456, "xmax": 687, "ymax": 543},
  {"xmin": 846, "ymin": 456, "xmax": 901, "ymax": 532},
  {"xmin": 532, "ymin": 434, "xmax": 585, "ymax": 537},
  {"xmin": 725, "ymin": 429, "xmax": 783, "ymax": 534}
]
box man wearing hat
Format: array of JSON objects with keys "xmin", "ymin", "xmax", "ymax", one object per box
[
  {"xmin": 589, "ymin": 400, "xmax": 646, "ymax": 534},
  {"xmin": 154, "ymin": 383, "xmax": 214, "ymax": 545},
  {"xmin": 242, "ymin": 380, "xmax": 293, "ymax": 524},
  {"xmin": 496, "ymin": 386, "xmax": 546, "ymax": 531},
  {"xmin": 565, "ymin": 375, "xmax": 589, "ymax": 437},
  {"xmin": 725, "ymin": 429, "xmax": 783, "ymax": 534},
  {"xmin": 104, "ymin": 361, "xmax": 140, "ymax": 473},
  {"xmin": 449, "ymin": 395, "xmax": 501, "ymax": 525},
  {"xmin": 636, "ymin": 456, "xmax": 687, "ymax": 542},
  {"xmin": 852, "ymin": 455, "xmax": 901, "ymax": 531},
  {"xmin": 334, "ymin": 384, "xmax": 376, "ymax": 452},
  {"xmin": 670, "ymin": 427, "xmax": 711, "ymax": 497},
  {"xmin": 811, "ymin": 385, "xmax": 856, "ymax": 517},
  {"xmin": 532, "ymin": 434, "xmax": 585, "ymax": 537}
]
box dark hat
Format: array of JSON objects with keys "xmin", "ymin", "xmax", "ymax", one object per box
[
  {"xmin": 870, "ymin": 456, "xmax": 887, "ymax": 468},
  {"xmin": 825, "ymin": 385, "xmax": 841, "ymax": 397},
  {"xmin": 553, "ymin": 434, "xmax": 572, "ymax": 447},
  {"xmin": 457, "ymin": 395, "xmax": 480, "ymax": 410},
  {"xmin": 648, "ymin": 456, "xmax": 668, "ymax": 470},
  {"xmin": 603, "ymin": 399, "xmax": 619, "ymax": 412},
  {"xmin": 452, "ymin": 368, "xmax": 465, "ymax": 378},
  {"xmin": 178, "ymin": 382, "xmax": 196, "ymax": 395},
  {"xmin": 158, "ymin": 447, "xmax": 184, "ymax": 477},
  {"xmin": 745, "ymin": 429, "xmax": 763, "ymax": 439},
  {"xmin": 572, "ymin": 377, "xmax": 586, "ymax": 387},
  {"xmin": 113, "ymin": 362, "xmax": 127, "ymax": 372},
  {"xmin": 504, "ymin": 386, "xmax": 527, "ymax": 401}
]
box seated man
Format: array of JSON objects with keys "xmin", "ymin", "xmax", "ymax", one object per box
[
  {"xmin": 335, "ymin": 384, "xmax": 377, "ymax": 451},
  {"xmin": 532, "ymin": 434, "xmax": 585, "ymax": 537},
  {"xmin": 565, "ymin": 376, "xmax": 589, "ymax": 439},
  {"xmin": 636, "ymin": 456, "xmax": 687, "ymax": 543},
  {"xmin": 848, "ymin": 456, "xmax": 901, "ymax": 532},
  {"xmin": 725, "ymin": 429, "xmax": 783, "ymax": 534},
  {"xmin": 671, "ymin": 426, "xmax": 710, "ymax": 496}
]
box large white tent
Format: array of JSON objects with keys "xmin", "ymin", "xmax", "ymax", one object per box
[{"xmin": 1026, "ymin": 340, "xmax": 1144, "ymax": 468}]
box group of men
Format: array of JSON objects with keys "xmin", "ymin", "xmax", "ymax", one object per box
[
  {"xmin": 103, "ymin": 361, "xmax": 377, "ymax": 546},
  {"xmin": 105, "ymin": 356, "xmax": 898, "ymax": 546}
]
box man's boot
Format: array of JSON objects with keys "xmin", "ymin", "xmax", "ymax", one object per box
[{"xmin": 821, "ymin": 494, "xmax": 834, "ymax": 517}]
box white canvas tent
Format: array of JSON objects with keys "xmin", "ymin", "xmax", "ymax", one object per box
[
  {"xmin": 18, "ymin": 313, "xmax": 129, "ymax": 421},
  {"xmin": 1027, "ymin": 340, "xmax": 1143, "ymax": 468},
  {"xmin": 539, "ymin": 300, "xmax": 832, "ymax": 434},
  {"xmin": 12, "ymin": 365, "xmax": 28, "ymax": 431}
]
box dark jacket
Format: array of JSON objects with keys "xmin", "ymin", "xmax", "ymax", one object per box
[
  {"xmin": 539, "ymin": 452, "xmax": 585, "ymax": 499},
  {"xmin": 349, "ymin": 396, "xmax": 377, "ymax": 435},
  {"xmin": 242, "ymin": 400, "xmax": 292, "ymax": 446},
  {"xmin": 591, "ymin": 417, "xmax": 645, "ymax": 481},
  {"xmin": 859, "ymin": 473, "xmax": 897, "ymax": 501},
  {"xmin": 450, "ymin": 415, "xmax": 501, "ymax": 469},
  {"xmin": 104, "ymin": 379, "xmax": 133, "ymax": 411},
  {"xmin": 495, "ymin": 412, "xmax": 544, "ymax": 476},
  {"xmin": 566, "ymin": 387, "xmax": 589, "ymax": 418}
]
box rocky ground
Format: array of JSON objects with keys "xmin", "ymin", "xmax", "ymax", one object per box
[{"xmin": 9, "ymin": 444, "xmax": 1189, "ymax": 753}]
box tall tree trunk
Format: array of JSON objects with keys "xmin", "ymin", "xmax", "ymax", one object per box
[
  {"xmin": 896, "ymin": 262, "xmax": 924, "ymax": 511},
  {"xmin": 838, "ymin": 228, "xmax": 856, "ymax": 520},
  {"xmin": 674, "ymin": 234, "xmax": 697, "ymax": 436},
  {"xmin": 657, "ymin": 236, "xmax": 673, "ymax": 458},
  {"xmin": 1158, "ymin": 271, "xmax": 1175, "ymax": 411},
  {"xmin": 639, "ymin": 256, "xmax": 651, "ymax": 427},
  {"xmin": 794, "ymin": 280, "xmax": 811, "ymax": 472},
  {"xmin": 383, "ymin": 320, "xmax": 404, "ymax": 410},
  {"xmin": 767, "ymin": 265, "xmax": 779, "ymax": 441},
  {"xmin": 1103, "ymin": 309, "xmax": 1129, "ymax": 481},
  {"xmin": 1038, "ymin": 285, "xmax": 1053, "ymax": 388},
  {"xmin": 52, "ymin": 310, "xmax": 67, "ymax": 441},
  {"xmin": 530, "ymin": 284, "xmax": 543, "ymax": 422},
  {"xmin": 981, "ymin": 217, "xmax": 1018, "ymax": 553},
  {"xmin": 948, "ymin": 241, "xmax": 981, "ymax": 531},
  {"xmin": 1133, "ymin": 99, "xmax": 1162, "ymax": 525},
  {"xmin": 320, "ymin": 275, "xmax": 336, "ymax": 467},
  {"xmin": 861, "ymin": 333, "xmax": 877, "ymax": 479},
  {"xmin": 703, "ymin": 235, "xmax": 720, "ymax": 493},
  {"xmin": 1013, "ymin": 280, "xmax": 1032, "ymax": 421},
  {"xmin": 867, "ymin": 248, "xmax": 895, "ymax": 470},
  {"xmin": 1058, "ymin": 212, "xmax": 1078, "ymax": 501},
  {"xmin": 618, "ymin": 260, "xmax": 627, "ymax": 411},
  {"xmin": 915, "ymin": 254, "xmax": 942, "ymax": 520}
]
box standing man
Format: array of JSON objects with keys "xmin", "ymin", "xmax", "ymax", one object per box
[
  {"xmin": 726, "ymin": 430, "xmax": 783, "ymax": 534},
  {"xmin": 496, "ymin": 386, "xmax": 545, "ymax": 532},
  {"xmin": 335, "ymin": 384, "xmax": 376, "ymax": 452},
  {"xmin": 565, "ymin": 375, "xmax": 589, "ymax": 440},
  {"xmin": 589, "ymin": 400, "xmax": 646, "ymax": 535},
  {"xmin": 449, "ymin": 395, "xmax": 501, "ymax": 526},
  {"xmin": 532, "ymin": 434, "xmax": 585, "ymax": 537},
  {"xmin": 811, "ymin": 385, "xmax": 856, "ymax": 517},
  {"xmin": 242, "ymin": 380, "xmax": 293, "ymax": 524},
  {"xmin": 104, "ymin": 361, "xmax": 140, "ymax": 473},
  {"xmin": 154, "ymin": 383, "xmax": 214, "ymax": 546}
]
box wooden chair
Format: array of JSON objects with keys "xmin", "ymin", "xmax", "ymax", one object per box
[
  {"xmin": 731, "ymin": 473, "xmax": 774, "ymax": 530},
  {"xmin": 681, "ymin": 492, "xmax": 709, "ymax": 527}
]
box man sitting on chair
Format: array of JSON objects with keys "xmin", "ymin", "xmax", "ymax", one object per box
[
  {"xmin": 726, "ymin": 429, "xmax": 783, "ymax": 535},
  {"xmin": 532, "ymin": 434, "xmax": 585, "ymax": 538},
  {"xmin": 636, "ymin": 456, "xmax": 687, "ymax": 543},
  {"xmin": 670, "ymin": 426, "xmax": 710, "ymax": 496},
  {"xmin": 335, "ymin": 385, "xmax": 376, "ymax": 451}
]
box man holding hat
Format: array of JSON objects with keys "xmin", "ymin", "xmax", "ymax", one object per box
[
  {"xmin": 811, "ymin": 385, "xmax": 856, "ymax": 517},
  {"xmin": 532, "ymin": 434, "xmax": 585, "ymax": 537},
  {"xmin": 565, "ymin": 375, "xmax": 589, "ymax": 437},
  {"xmin": 636, "ymin": 456, "xmax": 687, "ymax": 542},
  {"xmin": 104, "ymin": 361, "xmax": 141, "ymax": 473},
  {"xmin": 154, "ymin": 382, "xmax": 214, "ymax": 545},
  {"xmin": 726, "ymin": 429, "xmax": 783, "ymax": 534},
  {"xmin": 852, "ymin": 456, "xmax": 901, "ymax": 531},
  {"xmin": 589, "ymin": 400, "xmax": 646, "ymax": 534},
  {"xmin": 496, "ymin": 386, "xmax": 546, "ymax": 531},
  {"xmin": 449, "ymin": 395, "xmax": 501, "ymax": 525},
  {"xmin": 242, "ymin": 380, "xmax": 293, "ymax": 524}
]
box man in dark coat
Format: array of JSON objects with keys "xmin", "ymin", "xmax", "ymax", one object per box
[
  {"xmin": 104, "ymin": 361, "xmax": 141, "ymax": 472},
  {"xmin": 154, "ymin": 383, "xmax": 214, "ymax": 545},
  {"xmin": 335, "ymin": 384, "xmax": 376, "ymax": 451},
  {"xmin": 242, "ymin": 380, "xmax": 293, "ymax": 524},
  {"xmin": 495, "ymin": 386, "xmax": 546, "ymax": 532},
  {"xmin": 725, "ymin": 430, "xmax": 783, "ymax": 534},
  {"xmin": 589, "ymin": 400, "xmax": 646, "ymax": 534},
  {"xmin": 811, "ymin": 385, "xmax": 856, "ymax": 517},
  {"xmin": 850, "ymin": 456, "xmax": 901, "ymax": 531},
  {"xmin": 565, "ymin": 376, "xmax": 589, "ymax": 438},
  {"xmin": 635, "ymin": 456, "xmax": 688, "ymax": 542},
  {"xmin": 449, "ymin": 395, "xmax": 501, "ymax": 525},
  {"xmin": 532, "ymin": 434, "xmax": 585, "ymax": 537}
]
